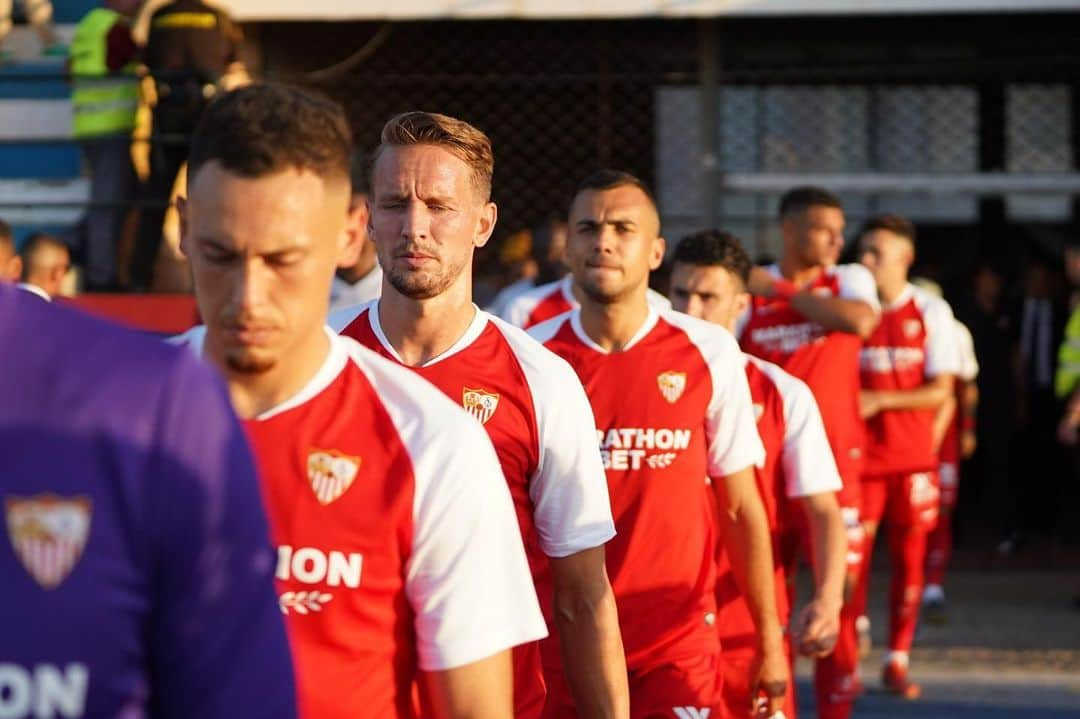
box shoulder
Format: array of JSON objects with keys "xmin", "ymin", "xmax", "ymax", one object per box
[
  {"xmin": 659, "ymin": 308, "xmax": 742, "ymax": 362},
  {"xmin": 488, "ymin": 313, "xmax": 587, "ymax": 390},
  {"xmin": 327, "ymin": 300, "xmax": 374, "ymax": 334},
  {"xmin": 337, "ymin": 336, "xmax": 481, "ymax": 447},
  {"xmin": 746, "ymin": 352, "xmax": 808, "ymax": 396},
  {"xmin": 911, "ymin": 286, "xmax": 955, "ymax": 324},
  {"xmin": 502, "ymin": 279, "xmax": 563, "ymax": 321},
  {"xmin": 829, "ymin": 262, "xmax": 875, "ymax": 288},
  {"xmin": 525, "ymin": 310, "xmax": 575, "ymax": 345},
  {"xmin": 646, "ymin": 287, "xmax": 672, "ymax": 310}
]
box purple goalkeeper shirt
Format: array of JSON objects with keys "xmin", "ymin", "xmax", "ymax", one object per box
[{"xmin": 0, "ymin": 283, "xmax": 296, "ymax": 718}]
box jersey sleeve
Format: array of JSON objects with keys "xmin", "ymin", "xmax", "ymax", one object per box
[
  {"xmin": 399, "ymin": 382, "xmax": 548, "ymax": 671},
  {"xmin": 955, "ymin": 320, "xmax": 979, "ymax": 381},
  {"xmin": 770, "ymin": 365, "xmax": 843, "ymax": 498},
  {"xmin": 921, "ymin": 295, "xmax": 961, "ymax": 378},
  {"xmin": 147, "ymin": 352, "xmax": 296, "ymax": 719},
  {"xmin": 501, "ymin": 291, "xmax": 540, "ymax": 328},
  {"xmin": 679, "ymin": 317, "xmax": 766, "ymax": 477},
  {"xmin": 507, "ymin": 325, "xmax": 615, "ymax": 558},
  {"xmin": 835, "ymin": 264, "xmax": 882, "ymax": 311}
]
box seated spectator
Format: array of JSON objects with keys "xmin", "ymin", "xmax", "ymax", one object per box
[
  {"xmin": 0, "ymin": 220, "xmax": 22, "ymax": 282},
  {"xmin": 18, "ymin": 232, "xmax": 71, "ymax": 300}
]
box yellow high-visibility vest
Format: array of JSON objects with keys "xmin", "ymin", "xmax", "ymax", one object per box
[
  {"xmin": 1055, "ymin": 305, "xmax": 1080, "ymax": 398},
  {"xmin": 70, "ymin": 8, "xmax": 139, "ymax": 140}
]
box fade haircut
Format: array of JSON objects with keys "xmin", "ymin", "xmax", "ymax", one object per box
[
  {"xmin": 673, "ymin": 230, "xmax": 752, "ymax": 287},
  {"xmin": 779, "ymin": 186, "xmax": 842, "ymax": 220},
  {"xmin": 859, "ymin": 213, "xmax": 916, "ymax": 244},
  {"xmin": 187, "ymin": 84, "xmax": 353, "ymax": 185},
  {"xmin": 0, "ymin": 219, "xmax": 12, "ymax": 253},
  {"xmin": 575, "ymin": 169, "xmax": 657, "ymax": 208},
  {"xmin": 376, "ymin": 112, "xmax": 494, "ymax": 202},
  {"xmin": 19, "ymin": 232, "xmax": 68, "ymax": 278}
]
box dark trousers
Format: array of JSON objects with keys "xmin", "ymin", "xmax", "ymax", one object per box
[
  {"xmin": 79, "ymin": 135, "xmax": 135, "ymax": 289},
  {"xmin": 129, "ymin": 105, "xmax": 198, "ymax": 291}
]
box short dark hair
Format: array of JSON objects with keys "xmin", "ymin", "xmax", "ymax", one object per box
[
  {"xmin": 673, "ymin": 230, "xmax": 752, "ymax": 287},
  {"xmin": 0, "ymin": 219, "xmax": 12, "ymax": 251},
  {"xmin": 575, "ymin": 169, "xmax": 657, "ymax": 207},
  {"xmin": 779, "ymin": 186, "xmax": 842, "ymax": 220},
  {"xmin": 349, "ymin": 150, "xmax": 369, "ymax": 196},
  {"xmin": 859, "ymin": 213, "xmax": 916, "ymax": 243},
  {"xmin": 377, "ymin": 111, "xmax": 494, "ymax": 202},
  {"xmin": 188, "ymin": 84, "xmax": 352, "ymax": 184}
]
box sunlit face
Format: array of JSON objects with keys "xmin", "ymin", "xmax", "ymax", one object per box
[
  {"xmin": 567, "ymin": 185, "xmax": 665, "ymax": 304},
  {"xmin": 0, "ymin": 242, "xmax": 20, "ymax": 282},
  {"xmin": 669, "ymin": 262, "xmax": 748, "ymax": 332},
  {"xmin": 859, "ymin": 228, "xmax": 913, "ymax": 290},
  {"xmin": 370, "ymin": 144, "xmax": 496, "ymax": 300},
  {"xmin": 783, "ymin": 205, "xmax": 846, "ymax": 268},
  {"xmin": 180, "ymin": 162, "xmax": 358, "ymax": 375}
]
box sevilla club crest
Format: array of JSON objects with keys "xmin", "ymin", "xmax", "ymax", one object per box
[
  {"xmin": 903, "ymin": 318, "xmax": 923, "ymax": 339},
  {"xmin": 463, "ymin": 388, "xmax": 500, "ymax": 425},
  {"xmin": 6, "ymin": 494, "xmax": 91, "ymax": 590},
  {"xmin": 657, "ymin": 371, "xmax": 687, "ymax": 404},
  {"xmin": 307, "ymin": 450, "xmax": 361, "ymax": 505}
]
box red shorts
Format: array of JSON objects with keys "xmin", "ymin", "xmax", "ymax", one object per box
[
  {"xmin": 841, "ymin": 506, "xmax": 866, "ymax": 572},
  {"xmin": 938, "ymin": 462, "xmax": 959, "ymax": 509},
  {"xmin": 543, "ymin": 654, "xmax": 720, "ymax": 719},
  {"xmin": 860, "ymin": 471, "xmax": 939, "ymax": 530},
  {"xmin": 718, "ymin": 645, "xmax": 795, "ymax": 719}
]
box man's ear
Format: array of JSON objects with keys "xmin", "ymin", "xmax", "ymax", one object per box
[
  {"xmin": 733, "ymin": 290, "xmax": 751, "ymax": 319},
  {"xmin": 337, "ymin": 201, "xmax": 366, "ymax": 269},
  {"xmin": 474, "ymin": 201, "xmax": 498, "ymax": 249},
  {"xmin": 176, "ymin": 195, "xmax": 190, "ymax": 258},
  {"xmin": 650, "ymin": 235, "xmax": 667, "ymax": 271}
]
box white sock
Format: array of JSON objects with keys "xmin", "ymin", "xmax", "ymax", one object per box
[
  {"xmin": 923, "ymin": 584, "xmax": 945, "ymax": 603},
  {"xmin": 884, "ymin": 650, "xmax": 909, "ymax": 668}
]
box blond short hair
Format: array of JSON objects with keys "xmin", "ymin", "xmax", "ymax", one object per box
[{"xmin": 377, "ymin": 111, "xmax": 494, "ymax": 201}]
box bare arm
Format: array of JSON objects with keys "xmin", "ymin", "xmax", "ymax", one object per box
[
  {"xmin": 960, "ymin": 380, "xmax": 979, "ymax": 457},
  {"xmin": 711, "ymin": 465, "xmax": 787, "ymax": 716},
  {"xmin": 550, "ymin": 547, "xmax": 629, "ymax": 719},
  {"xmin": 861, "ymin": 373, "xmax": 955, "ymax": 419},
  {"xmin": 424, "ymin": 651, "xmax": 514, "ymax": 719},
  {"xmin": 792, "ymin": 491, "xmax": 846, "ymax": 657},
  {"xmin": 931, "ymin": 390, "xmax": 958, "ymax": 453},
  {"xmin": 790, "ymin": 291, "xmax": 879, "ymax": 339}
]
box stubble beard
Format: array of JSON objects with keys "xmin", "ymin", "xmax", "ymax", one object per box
[{"xmin": 386, "ymin": 255, "xmax": 468, "ymax": 300}]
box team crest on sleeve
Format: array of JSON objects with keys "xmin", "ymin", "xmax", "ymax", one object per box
[
  {"xmin": 657, "ymin": 371, "xmax": 687, "ymax": 404},
  {"xmin": 5, "ymin": 494, "xmax": 91, "ymax": 590},
  {"xmin": 462, "ymin": 388, "xmax": 500, "ymax": 425},
  {"xmin": 307, "ymin": 450, "xmax": 361, "ymax": 505}
]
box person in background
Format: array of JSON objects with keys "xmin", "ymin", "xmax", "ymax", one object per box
[
  {"xmin": 18, "ymin": 231, "xmax": 70, "ymax": 300},
  {"xmin": 0, "ymin": 219, "xmax": 24, "ymax": 281},
  {"xmin": 67, "ymin": 0, "xmax": 140, "ymax": 291},
  {"xmin": 1, "ymin": 280, "xmax": 297, "ymax": 717},
  {"xmin": 487, "ymin": 217, "xmax": 569, "ymax": 317},
  {"xmin": 328, "ymin": 151, "xmax": 382, "ymax": 312},
  {"xmin": 131, "ymin": 0, "xmax": 244, "ymax": 291},
  {"xmin": 0, "ymin": 0, "xmax": 63, "ymax": 63}
]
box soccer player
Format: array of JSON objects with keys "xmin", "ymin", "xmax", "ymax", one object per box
[
  {"xmin": 1, "ymin": 281, "xmax": 296, "ymax": 717},
  {"xmin": 500, "ymin": 263, "xmax": 671, "ymax": 329},
  {"xmin": 739, "ymin": 187, "xmax": 879, "ymax": 719},
  {"xmin": 329, "ymin": 111, "xmax": 627, "ymax": 719},
  {"xmin": 329, "ymin": 151, "xmax": 382, "ymax": 312},
  {"xmin": 854, "ymin": 215, "xmax": 959, "ymax": 698},
  {"xmin": 530, "ymin": 170, "xmax": 787, "ymax": 719},
  {"xmin": 912, "ymin": 280, "xmax": 979, "ymax": 622},
  {"xmin": 178, "ymin": 84, "xmax": 546, "ymax": 719},
  {"xmin": 668, "ymin": 229, "xmax": 848, "ymax": 719}
]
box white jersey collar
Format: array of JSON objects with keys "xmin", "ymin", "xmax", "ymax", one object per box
[
  {"xmin": 569, "ymin": 304, "xmax": 659, "ymax": 355},
  {"xmin": 367, "ymin": 299, "xmax": 489, "ymax": 368}
]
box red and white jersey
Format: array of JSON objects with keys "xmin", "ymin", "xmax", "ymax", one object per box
[
  {"xmin": 739, "ymin": 264, "xmax": 880, "ymax": 492},
  {"xmin": 860, "ymin": 284, "xmax": 960, "ymax": 476},
  {"xmin": 501, "ymin": 276, "xmax": 672, "ymax": 329},
  {"xmin": 333, "ymin": 301, "xmax": 615, "ymax": 717},
  {"xmin": 715, "ymin": 354, "xmax": 841, "ymax": 647},
  {"xmin": 332, "ymin": 301, "xmax": 615, "ymax": 582},
  {"xmin": 530, "ymin": 306, "xmax": 765, "ymax": 669},
  {"xmin": 940, "ymin": 319, "xmax": 979, "ymax": 466},
  {"xmin": 184, "ymin": 329, "xmax": 546, "ymax": 719}
]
